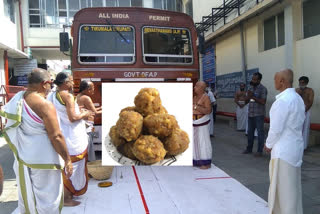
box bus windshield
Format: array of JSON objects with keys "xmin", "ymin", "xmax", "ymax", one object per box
[
  {"xmin": 79, "ymin": 25, "xmax": 135, "ymax": 64},
  {"xmin": 143, "ymin": 26, "xmax": 193, "ymax": 64}
]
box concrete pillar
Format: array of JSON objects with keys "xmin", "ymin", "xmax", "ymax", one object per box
[
  {"xmin": 3, "ymin": 51, "xmax": 9, "ymax": 86},
  {"xmin": 284, "ymin": 1, "xmax": 302, "ymax": 76},
  {"xmin": 284, "ymin": 4, "xmax": 294, "ymax": 69},
  {"xmin": 0, "ymin": 52, "xmax": 4, "ymax": 86},
  {"xmin": 199, "ymin": 53, "xmax": 203, "ymax": 81}
]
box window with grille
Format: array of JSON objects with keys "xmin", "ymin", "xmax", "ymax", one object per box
[{"xmin": 28, "ymin": 0, "xmax": 185, "ymax": 28}]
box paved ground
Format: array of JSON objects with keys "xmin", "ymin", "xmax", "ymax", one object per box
[
  {"xmin": 0, "ymin": 138, "xmax": 17, "ymax": 214},
  {"xmin": 213, "ymin": 116, "xmax": 320, "ymax": 214},
  {"xmin": 1, "ymin": 117, "xmax": 320, "ymax": 214}
]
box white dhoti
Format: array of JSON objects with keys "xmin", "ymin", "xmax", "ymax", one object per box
[
  {"xmin": 268, "ymin": 158, "xmax": 303, "ymax": 214},
  {"xmin": 193, "ymin": 114, "xmax": 212, "ymax": 166},
  {"xmin": 236, "ymin": 103, "xmax": 248, "ymax": 130},
  {"xmin": 87, "ymin": 132, "xmax": 96, "ymax": 162},
  {"xmin": 86, "ymin": 121, "xmax": 96, "ymax": 162},
  {"xmin": 302, "ymin": 110, "xmax": 310, "ymax": 149},
  {"xmin": 48, "ymin": 92, "xmax": 89, "ymax": 196},
  {"xmin": 14, "ymin": 160, "xmax": 63, "ymax": 214},
  {"xmin": 0, "ymin": 91, "xmax": 64, "ymax": 213}
]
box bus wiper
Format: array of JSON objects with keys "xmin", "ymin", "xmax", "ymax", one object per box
[{"xmin": 106, "ymin": 18, "xmax": 130, "ymax": 44}]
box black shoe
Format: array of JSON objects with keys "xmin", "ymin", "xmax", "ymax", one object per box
[{"xmin": 242, "ymin": 150, "xmax": 252, "ymax": 154}]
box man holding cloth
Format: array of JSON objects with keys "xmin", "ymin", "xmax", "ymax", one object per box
[
  {"xmin": 0, "ymin": 68, "xmax": 72, "ymax": 213},
  {"xmin": 234, "ymin": 83, "xmax": 247, "ymax": 131},
  {"xmin": 193, "ymin": 81, "xmax": 212, "ymax": 169},
  {"xmin": 76, "ymin": 80, "xmax": 102, "ymax": 161},
  {"xmin": 265, "ymin": 69, "xmax": 305, "ymax": 214},
  {"xmin": 243, "ymin": 72, "xmax": 267, "ymax": 156},
  {"xmin": 48, "ymin": 72, "xmax": 92, "ymax": 206}
]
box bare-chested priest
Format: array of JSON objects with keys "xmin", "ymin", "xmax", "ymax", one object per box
[
  {"xmin": 295, "ymin": 76, "xmax": 314, "ymax": 149},
  {"xmin": 0, "ymin": 68, "xmax": 72, "ymax": 213},
  {"xmin": 193, "ymin": 81, "xmax": 212, "ymax": 169},
  {"xmin": 48, "ymin": 72, "xmax": 93, "ymax": 206},
  {"xmin": 234, "ymin": 83, "xmax": 248, "ymax": 131}
]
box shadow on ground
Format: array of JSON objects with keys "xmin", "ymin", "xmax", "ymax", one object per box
[{"xmin": 212, "ymin": 116, "xmax": 320, "ymax": 214}]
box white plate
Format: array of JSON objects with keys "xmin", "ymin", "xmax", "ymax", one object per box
[{"xmin": 104, "ymin": 136, "xmax": 181, "ymax": 166}]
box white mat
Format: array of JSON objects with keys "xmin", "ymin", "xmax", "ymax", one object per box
[{"xmin": 12, "ymin": 165, "xmax": 269, "ymax": 214}]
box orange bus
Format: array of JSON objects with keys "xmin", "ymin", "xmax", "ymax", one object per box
[{"xmin": 64, "ymin": 7, "xmax": 199, "ymax": 148}]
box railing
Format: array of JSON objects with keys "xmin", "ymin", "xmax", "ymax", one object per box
[
  {"xmin": 0, "ymin": 85, "xmax": 26, "ymax": 104},
  {"xmin": 196, "ymin": 0, "xmax": 264, "ymax": 33}
]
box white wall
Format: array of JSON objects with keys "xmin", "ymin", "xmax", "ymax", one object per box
[
  {"xmin": 296, "ymin": 35, "xmax": 320, "ymax": 123},
  {"xmin": 209, "ymin": 0, "xmax": 320, "ymax": 124},
  {"xmin": 0, "ymin": 1, "xmax": 19, "ymax": 50},
  {"xmin": 216, "ymin": 29, "xmax": 242, "ymax": 75},
  {"xmin": 27, "ymin": 28, "xmax": 65, "ymax": 47},
  {"xmin": 214, "ymin": 20, "xmax": 285, "ymax": 116}
]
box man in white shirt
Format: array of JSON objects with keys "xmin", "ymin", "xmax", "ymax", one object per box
[{"xmin": 264, "ymin": 69, "xmax": 305, "ymax": 214}]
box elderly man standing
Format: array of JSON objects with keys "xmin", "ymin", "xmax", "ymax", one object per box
[
  {"xmin": 265, "ymin": 69, "xmax": 305, "ymax": 214},
  {"xmin": 296, "ymin": 76, "xmax": 314, "ymax": 150},
  {"xmin": 0, "ymin": 68, "xmax": 72, "ymax": 213},
  {"xmin": 48, "ymin": 72, "xmax": 92, "ymax": 206},
  {"xmin": 243, "ymin": 72, "xmax": 268, "ymax": 156},
  {"xmin": 76, "ymin": 80, "xmax": 102, "ymax": 161},
  {"xmin": 234, "ymin": 83, "xmax": 247, "ymax": 131},
  {"xmin": 193, "ymin": 81, "xmax": 212, "ymax": 169}
]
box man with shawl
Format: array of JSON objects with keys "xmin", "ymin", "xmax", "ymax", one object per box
[
  {"xmin": 193, "ymin": 81, "xmax": 212, "ymax": 169},
  {"xmin": 0, "ymin": 68, "xmax": 72, "ymax": 213},
  {"xmin": 48, "ymin": 72, "xmax": 92, "ymax": 206}
]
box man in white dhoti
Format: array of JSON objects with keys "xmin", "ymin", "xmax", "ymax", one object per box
[
  {"xmin": 265, "ymin": 69, "xmax": 305, "ymax": 214},
  {"xmin": 0, "ymin": 68, "xmax": 72, "ymax": 213},
  {"xmin": 193, "ymin": 81, "xmax": 212, "ymax": 169},
  {"xmin": 48, "ymin": 72, "xmax": 92, "ymax": 206},
  {"xmin": 76, "ymin": 80, "xmax": 102, "ymax": 161},
  {"xmin": 295, "ymin": 76, "xmax": 314, "ymax": 150},
  {"xmin": 206, "ymin": 84, "xmax": 216, "ymax": 136},
  {"xmin": 234, "ymin": 83, "xmax": 248, "ymax": 131}
]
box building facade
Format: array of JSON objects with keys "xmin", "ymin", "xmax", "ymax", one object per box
[
  {"xmin": 22, "ymin": 0, "xmax": 193, "ymax": 61},
  {"xmin": 194, "ymin": 0, "xmax": 320, "ymax": 130},
  {"xmin": 0, "ymin": 0, "xmax": 193, "ymax": 90},
  {"xmin": 0, "ymin": 0, "xmax": 28, "ymax": 94}
]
